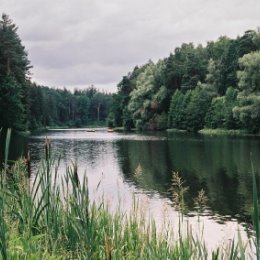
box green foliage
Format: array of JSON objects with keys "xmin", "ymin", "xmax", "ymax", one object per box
[
  {"xmin": 135, "ymin": 119, "xmax": 145, "ymax": 131},
  {"xmin": 238, "ymin": 30, "xmax": 260, "ymax": 57},
  {"xmin": 205, "ymin": 97, "xmax": 225, "ymax": 129},
  {"xmin": 223, "ymin": 87, "xmax": 240, "ymax": 129},
  {"xmin": 168, "ymin": 88, "xmax": 212, "ymax": 132},
  {"xmin": 233, "ymin": 93, "xmax": 260, "ymax": 133},
  {"xmin": 111, "ymin": 65, "xmax": 147, "ymax": 128},
  {"xmin": 198, "ymin": 128, "xmax": 246, "ymax": 136},
  {"xmin": 0, "ymin": 14, "xmax": 31, "ymax": 84},
  {"xmin": 132, "ymin": 46, "xmax": 206, "ymax": 133},
  {"xmin": 127, "ymin": 62, "xmax": 157, "ymax": 129},
  {"xmin": 106, "ymin": 112, "xmax": 115, "ymax": 128},
  {"xmin": 185, "ymin": 88, "xmax": 212, "ymax": 132},
  {"xmin": 153, "ymin": 112, "xmax": 168, "ymax": 130},
  {"xmin": 0, "ymin": 76, "xmax": 26, "ymax": 130},
  {"xmin": 237, "ymin": 51, "xmax": 260, "ymax": 93},
  {"xmin": 168, "ymin": 90, "xmax": 185, "ymax": 129},
  {"xmin": 122, "ymin": 108, "xmax": 134, "ymax": 131},
  {"xmin": 206, "ymin": 37, "xmax": 240, "ymax": 95},
  {"xmin": 205, "ymin": 59, "xmax": 222, "ymax": 95},
  {"xmin": 28, "ymin": 85, "xmax": 112, "ymax": 129},
  {"xmin": 128, "ymin": 62, "xmax": 156, "ymax": 117},
  {"xmin": 112, "ymin": 29, "xmax": 260, "ymax": 133},
  {"xmin": 162, "ymin": 43, "xmax": 208, "ymax": 91},
  {"xmin": 233, "ymin": 52, "xmax": 260, "ymax": 133},
  {"xmin": 180, "ymin": 43, "xmax": 208, "ymax": 89},
  {"xmin": 0, "ymin": 14, "xmax": 31, "ymax": 131},
  {"xmin": 205, "ymin": 88, "xmax": 240, "ymax": 130}
]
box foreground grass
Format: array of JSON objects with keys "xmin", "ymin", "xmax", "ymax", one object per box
[{"xmin": 0, "ymin": 133, "xmax": 258, "ymax": 259}]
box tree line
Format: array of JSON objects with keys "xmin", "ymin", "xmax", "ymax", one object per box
[
  {"xmin": 0, "ymin": 14, "xmax": 112, "ymax": 131},
  {"xmin": 28, "ymin": 84, "xmax": 112, "ymax": 129},
  {"xmin": 110, "ymin": 29, "xmax": 260, "ymax": 133},
  {"xmin": 1, "ymin": 14, "xmax": 259, "ymax": 133}
]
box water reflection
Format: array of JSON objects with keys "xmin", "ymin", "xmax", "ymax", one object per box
[
  {"xmin": 0, "ymin": 130, "xmax": 28, "ymax": 167},
  {"xmin": 3, "ymin": 129, "xmax": 259, "ymax": 247},
  {"xmin": 116, "ymin": 132, "xmax": 260, "ymax": 224}
]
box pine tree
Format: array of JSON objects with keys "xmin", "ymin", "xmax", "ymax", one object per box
[
  {"xmin": 0, "ymin": 14, "xmax": 31, "ymax": 130},
  {"xmin": 0, "ymin": 75, "xmax": 25, "ymax": 130}
]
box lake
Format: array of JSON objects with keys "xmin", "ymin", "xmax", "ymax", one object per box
[{"xmin": 4, "ymin": 128, "xmax": 260, "ymax": 249}]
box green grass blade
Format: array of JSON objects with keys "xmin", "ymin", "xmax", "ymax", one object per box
[
  {"xmin": 4, "ymin": 128, "xmax": 12, "ymax": 173},
  {"xmin": 251, "ymin": 160, "xmax": 260, "ymax": 260}
]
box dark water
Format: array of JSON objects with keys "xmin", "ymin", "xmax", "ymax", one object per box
[
  {"xmin": 3, "ymin": 129, "xmax": 260, "ymax": 248},
  {"xmin": 0, "ymin": 130, "xmax": 28, "ymax": 165}
]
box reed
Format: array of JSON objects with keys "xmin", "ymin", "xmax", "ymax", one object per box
[
  {"xmin": 251, "ymin": 159, "xmax": 260, "ymax": 260},
  {"xmin": 0, "ymin": 128, "xmax": 12, "ymax": 260}
]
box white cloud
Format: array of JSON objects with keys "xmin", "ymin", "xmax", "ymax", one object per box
[{"xmin": 2, "ymin": 0, "xmax": 260, "ymax": 92}]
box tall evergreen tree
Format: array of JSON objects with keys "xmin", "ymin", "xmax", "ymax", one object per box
[
  {"xmin": 0, "ymin": 75, "xmax": 25, "ymax": 130},
  {"xmin": 0, "ymin": 14, "xmax": 31, "ymax": 130}
]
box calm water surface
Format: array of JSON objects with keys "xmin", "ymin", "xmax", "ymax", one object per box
[{"xmin": 9, "ymin": 129, "xmax": 260, "ymax": 249}]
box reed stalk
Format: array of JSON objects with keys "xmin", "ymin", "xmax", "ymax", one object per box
[{"xmin": 251, "ymin": 159, "xmax": 260, "ymax": 260}]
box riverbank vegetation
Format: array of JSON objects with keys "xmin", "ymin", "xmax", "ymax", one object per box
[
  {"xmin": 110, "ymin": 30, "xmax": 260, "ymax": 134},
  {"xmin": 198, "ymin": 128, "xmax": 250, "ymax": 136},
  {"xmin": 0, "ymin": 133, "xmax": 259, "ymax": 260}
]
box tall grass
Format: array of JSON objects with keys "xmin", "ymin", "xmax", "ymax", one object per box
[
  {"xmin": 251, "ymin": 160, "xmax": 260, "ymax": 260},
  {"xmin": 0, "ymin": 128, "xmax": 12, "ymax": 260},
  {"xmin": 0, "ymin": 133, "xmax": 258, "ymax": 259}
]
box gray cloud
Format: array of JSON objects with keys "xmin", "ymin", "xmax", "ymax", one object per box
[{"xmin": 2, "ymin": 0, "xmax": 260, "ymax": 92}]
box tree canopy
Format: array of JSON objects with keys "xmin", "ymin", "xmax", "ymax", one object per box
[
  {"xmin": 110, "ymin": 29, "xmax": 260, "ymax": 133},
  {"xmin": 1, "ymin": 14, "xmax": 259, "ymax": 134}
]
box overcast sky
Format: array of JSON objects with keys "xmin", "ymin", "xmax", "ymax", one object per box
[{"xmin": 2, "ymin": 0, "xmax": 260, "ymax": 92}]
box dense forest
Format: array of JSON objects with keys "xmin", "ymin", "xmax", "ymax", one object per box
[
  {"xmin": 0, "ymin": 14, "xmax": 260, "ymax": 133},
  {"xmin": 28, "ymin": 85, "xmax": 112, "ymax": 129},
  {"xmin": 0, "ymin": 14, "xmax": 112, "ymax": 131},
  {"xmin": 110, "ymin": 29, "xmax": 260, "ymax": 133}
]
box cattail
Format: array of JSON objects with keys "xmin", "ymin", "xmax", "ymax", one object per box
[
  {"xmin": 71, "ymin": 160, "xmax": 79, "ymax": 188},
  {"xmin": 194, "ymin": 189, "xmax": 208, "ymax": 214},
  {"xmin": 105, "ymin": 236, "xmax": 112, "ymax": 260},
  {"xmin": 44, "ymin": 137, "xmax": 51, "ymax": 161},
  {"xmin": 170, "ymin": 171, "xmax": 189, "ymax": 213}
]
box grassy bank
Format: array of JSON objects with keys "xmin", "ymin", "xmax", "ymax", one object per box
[
  {"xmin": 0, "ymin": 133, "xmax": 259, "ymax": 259},
  {"xmin": 167, "ymin": 128, "xmax": 188, "ymax": 134},
  {"xmin": 198, "ymin": 128, "xmax": 252, "ymax": 136},
  {"xmin": 113, "ymin": 127, "xmax": 125, "ymax": 132},
  {"xmin": 30, "ymin": 121, "xmax": 108, "ymax": 132},
  {"xmin": 167, "ymin": 128, "xmax": 260, "ymax": 137}
]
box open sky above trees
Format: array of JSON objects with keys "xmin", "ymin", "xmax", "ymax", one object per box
[{"xmin": 2, "ymin": 0, "xmax": 260, "ymax": 92}]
